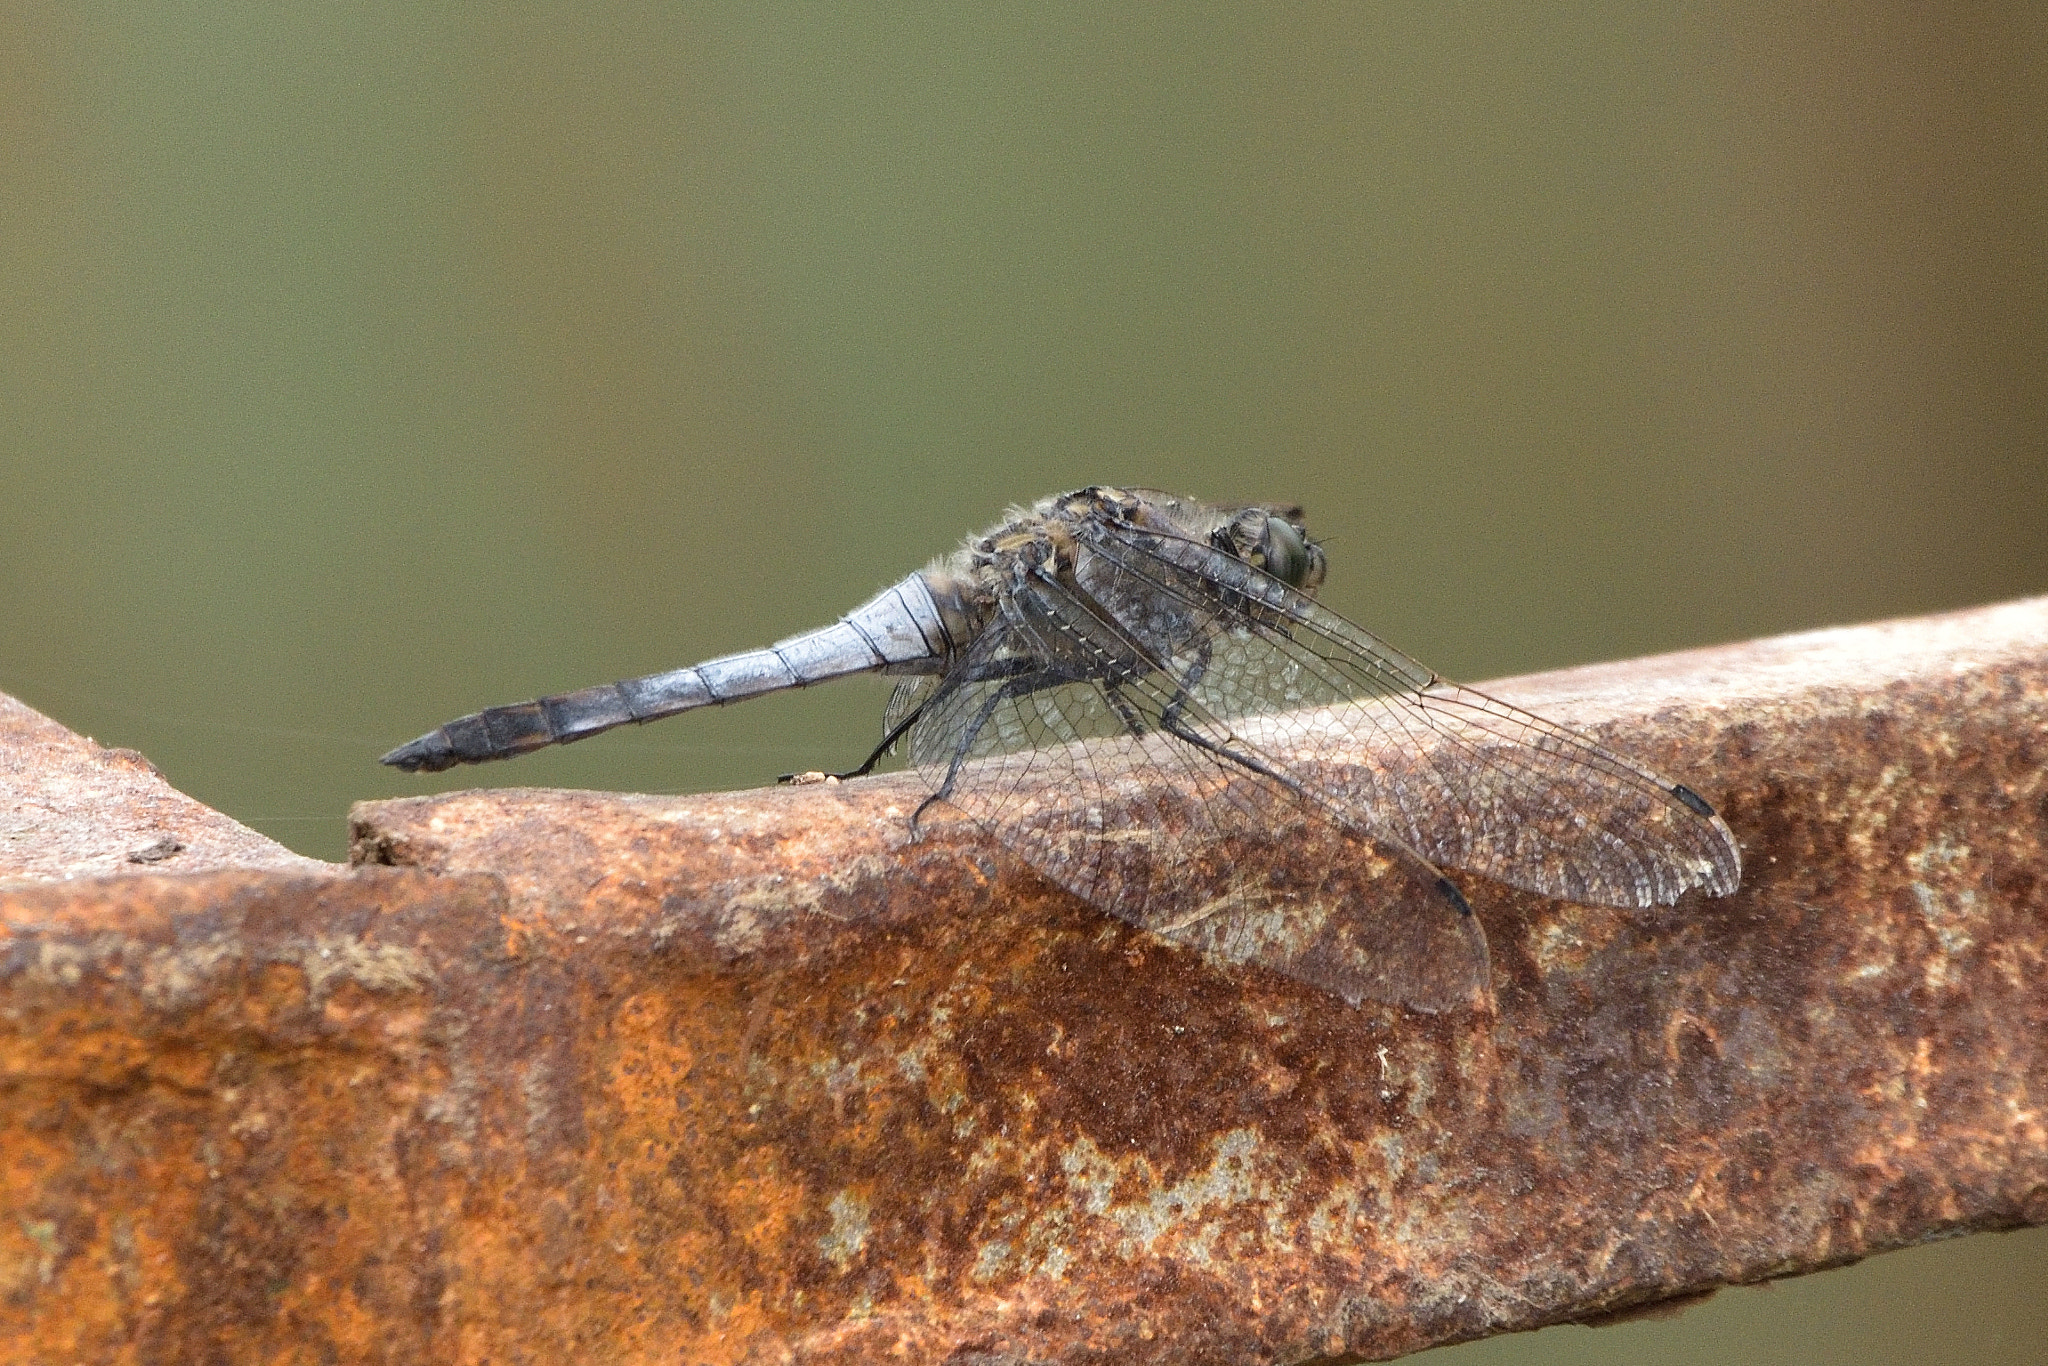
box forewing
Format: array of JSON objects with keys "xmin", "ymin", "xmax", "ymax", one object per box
[
  {"xmin": 906, "ymin": 577, "xmax": 1490, "ymax": 1013},
  {"xmin": 1076, "ymin": 517, "xmax": 1742, "ymax": 908}
]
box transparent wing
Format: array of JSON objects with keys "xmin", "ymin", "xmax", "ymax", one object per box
[
  {"xmin": 907, "ymin": 574, "xmax": 1491, "ymax": 1013},
  {"xmin": 884, "ymin": 677, "xmax": 935, "ymax": 741},
  {"xmin": 1072, "ymin": 516, "xmax": 1742, "ymax": 908}
]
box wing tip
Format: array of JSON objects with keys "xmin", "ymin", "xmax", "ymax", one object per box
[{"xmin": 1670, "ymin": 783, "xmax": 1716, "ymax": 818}]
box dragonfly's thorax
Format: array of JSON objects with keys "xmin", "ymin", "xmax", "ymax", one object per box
[
  {"xmin": 912, "ymin": 486, "xmax": 1332, "ymax": 673},
  {"xmin": 1062, "ymin": 486, "xmax": 1327, "ymax": 596}
]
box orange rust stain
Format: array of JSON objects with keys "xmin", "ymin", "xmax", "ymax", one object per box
[{"xmin": 497, "ymin": 913, "xmax": 538, "ymax": 960}]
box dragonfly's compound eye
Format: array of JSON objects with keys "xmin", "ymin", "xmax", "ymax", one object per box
[{"xmin": 1262, "ymin": 516, "xmax": 1326, "ymax": 593}]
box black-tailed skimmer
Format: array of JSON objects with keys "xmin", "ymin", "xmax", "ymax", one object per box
[{"xmin": 382, "ymin": 487, "xmax": 1740, "ymax": 1011}]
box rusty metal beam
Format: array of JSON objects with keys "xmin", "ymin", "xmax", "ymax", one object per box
[
  {"xmin": 0, "ymin": 690, "xmax": 327, "ymax": 880},
  {"xmin": 3, "ymin": 597, "xmax": 2046, "ymax": 1364}
]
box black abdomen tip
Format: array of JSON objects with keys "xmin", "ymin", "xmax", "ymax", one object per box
[
  {"xmin": 1670, "ymin": 783, "xmax": 1716, "ymax": 818},
  {"xmin": 381, "ymin": 703, "xmax": 558, "ymax": 772},
  {"xmin": 380, "ymin": 731, "xmax": 457, "ymax": 773}
]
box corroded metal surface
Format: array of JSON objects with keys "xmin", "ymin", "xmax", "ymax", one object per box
[
  {"xmin": 1, "ymin": 870, "xmax": 501, "ymax": 1360},
  {"xmin": 0, "ymin": 691, "xmax": 331, "ymax": 881},
  {"xmin": 3, "ymin": 598, "xmax": 2046, "ymax": 1364}
]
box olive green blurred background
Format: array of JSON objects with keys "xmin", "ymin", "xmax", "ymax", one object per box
[{"xmin": 4, "ymin": 3, "xmax": 2044, "ymax": 1361}]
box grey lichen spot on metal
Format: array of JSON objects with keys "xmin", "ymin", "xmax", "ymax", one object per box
[
  {"xmin": 29, "ymin": 939, "xmax": 90, "ymax": 989},
  {"xmin": 1058, "ymin": 1128, "xmax": 1272, "ymax": 1264},
  {"xmin": 712, "ymin": 855, "xmax": 898, "ymax": 950},
  {"xmin": 1905, "ymin": 833, "xmax": 1982, "ymax": 989},
  {"xmin": 1725, "ymin": 1005, "xmax": 1792, "ymax": 1086},
  {"xmin": 970, "ymin": 1239, "xmax": 1012, "ymax": 1283},
  {"xmin": 820, "ymin": 1189, "xmax": 871, "ymax": 1270},
  {"xmin": 520, "ymin": 1057, "xmax": 555, "ymax": 1146},
  {"xmin": 304, "ymin": 934, "xmax": 434, "ymax": 998},
  {"xmin": 708, "ymin": 891, "xmax": 772, "ymax": 954},
  {"xmin": 140, "ymin": 937, "xmax": 240, "ymax": 1011}
]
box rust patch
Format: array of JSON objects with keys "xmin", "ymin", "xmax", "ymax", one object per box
[{"xmin": 0, "ymin": 693, "xmax": 333, "ymax": 883}]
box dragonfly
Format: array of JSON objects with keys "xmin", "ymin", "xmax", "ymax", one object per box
[{"xmin": 382, "ymin": 486, "xmax": 1740, "ymax": 1012}]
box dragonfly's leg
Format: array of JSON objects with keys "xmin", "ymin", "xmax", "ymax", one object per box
[
  {"xmin": 909, "ymin": 670, "xmax": 1062, "ymax": 836},
  {"xmin": 1100, "ymin": 681, "xmax": 1151, "ymax": 739},
  {"xmin": 779, "ymin": 703, "xmax": 922, "ymax": 785},
  {"xmin": 776, "ymin": 657, "xmax": 1043, "ymax": 785},
  {"xmin": 1159, "ymin": 635, "xmax": 1212, "ymax": 732},
  {"xmin": 1155, "ymin": 709, "xmax": 1294, "ymax": 790}
]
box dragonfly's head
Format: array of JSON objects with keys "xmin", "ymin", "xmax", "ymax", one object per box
[{"xmin": 1215, "ymin": 506, "xmax": 1327, "ymax": 597}]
